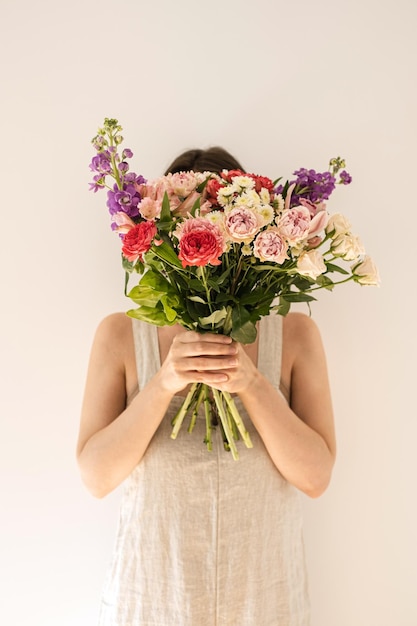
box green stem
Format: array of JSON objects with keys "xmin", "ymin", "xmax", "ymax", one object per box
[
  {"xmin": 308, "ymin": 274, "xmax": 355, "ymax": 291},
  {"xmin": 108, "ymin": 130, "xmax": 122, "ymax": 189},
  {"xmin": 198, "ymin": 266, "xmax": 213, "ymax": 315},
  {"xmin": 171, "ymin": 382, "xmax": 199, "ymax": 439},
  {"xmin": 222, "ymin": 392, "xmax": 253, "ymax": 448},
  {"xmin": 188, "ymin": 384, "xmax": 205, "ymax": 433},
  {"xmin": 212, "ymin": 389, "xmax": 239, "ymax": 460},
  {"xmin": 203, "ymin": 385, "xmax": 213, "ymax": 451}
]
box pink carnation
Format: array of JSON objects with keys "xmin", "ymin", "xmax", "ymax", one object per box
[
  {"xmin": 121, "ymin": 221, "xmax": 157, "ymax": 263},
  {"xmin": 253, "ymin": 228, "xmax": 288, "ymax": 263},
  {"xmin": 165, "ymin": 172, "xmax": 199, "ymax": 197},
  {"xmin": 177, "ymin": 218, "xmax": 226, "ymax": 268}
]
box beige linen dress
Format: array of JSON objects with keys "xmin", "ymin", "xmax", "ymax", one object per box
[{"xmin": 97, "ymin": 314, "xmax": 310, "ymax": 625}]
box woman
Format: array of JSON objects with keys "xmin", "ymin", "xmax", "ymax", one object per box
[{"xmin": 77, "ymin": 147, "xmax": 336, "ymax": 625}]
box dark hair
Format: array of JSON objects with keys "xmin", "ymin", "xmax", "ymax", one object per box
[{"xmin": 164, "ymin": 146, "xmax": 245, "ymax": 175}]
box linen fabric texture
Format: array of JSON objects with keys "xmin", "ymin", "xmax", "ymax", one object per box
[{"xmin": 97, "ymin": 314, "xmax": 310, "ymax": 626}]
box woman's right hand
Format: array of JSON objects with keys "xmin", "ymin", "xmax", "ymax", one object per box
[{"xmin": 159, "ymin": 329, "xmax": 239, "ymax": 395}]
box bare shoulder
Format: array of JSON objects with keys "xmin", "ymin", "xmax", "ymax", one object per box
[
  {"xmin": 282, "ymin": 312, "xmax": 326, "ymax": 371},
  {"xmin": 283, "ymin": 311, "xmax": 322, "ymax": 344},
  {"xmin": 93, "ymin": 312, "xmax": 133, "ymax": 354}
]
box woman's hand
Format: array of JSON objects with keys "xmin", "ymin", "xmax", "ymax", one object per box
[{"xmin": 159, "ymin": 330, "xmax": 255, "ymax": 395}]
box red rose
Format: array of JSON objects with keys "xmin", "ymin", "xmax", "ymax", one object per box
[
  {"xmin": 177, "ymin": 218, "xmax": 225, "ymax": 268},
  {"xmin": 205, "ymin": 178, "xmax": 224, "ymax": 203},
  {"xmin": 248, "ymin": 173, "xmax": 275, "ymax": 193},
  {"xmin": 220, "ymin": 169, "xmax": 245, "ymax": 183},
  {"xmin": 122, "ymin": 221, "xmax": 157, "ymax": 263}
]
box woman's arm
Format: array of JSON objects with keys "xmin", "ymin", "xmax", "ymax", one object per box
[
  {"xmin": 217, "ymin": 313, "xmax": 336, "ymax": 498},
  {"xmin": 76, "ymin": 314, "xmax": 238, "ymax": 498}
]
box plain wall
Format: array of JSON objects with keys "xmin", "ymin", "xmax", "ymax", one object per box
[{"xmin": 1, "ymin": 0, "xmax": 416, "ymax": 624}]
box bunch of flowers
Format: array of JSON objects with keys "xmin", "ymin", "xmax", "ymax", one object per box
[{"xmin": 90, "ymin": 118, "xmax": 379, "ymax": 459}]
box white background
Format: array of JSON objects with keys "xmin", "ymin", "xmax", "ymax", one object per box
[{"xmin": 1, "ymin": 0, "xmax": 416, "ymax": 624}]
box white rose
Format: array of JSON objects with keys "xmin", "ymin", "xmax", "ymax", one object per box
[
  {"xmin": 296, "ymin": 249, "xmax": 327, "ymax": 279},
  {"xmin": 326, "ymin": 213, "xmax": 351, "ymax": 237},
  {"xmin": 352, "ymin": 255, "xmax": 380, "ymax": 286},
  {"xmin": 331, "ymin": 233, "xmax": 365, "ymax": 261}
]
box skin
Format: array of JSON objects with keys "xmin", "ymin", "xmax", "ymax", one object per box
[{"xmin": 76, "ymin": 312, "xmax": 336, "ymax": 499}]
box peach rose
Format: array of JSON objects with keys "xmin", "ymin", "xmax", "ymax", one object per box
[
  {"xmin": 326, "ymin": 213, "xmax": 351, "ymax": 237},
  {"xmin": 331, "ymin": 233, "xmax": 365, "ymax": 261},
  {"xmin": 352, "ymin": 255, "xmax": 380, "ymax": 286},
  {"xmin": 296, "ymin": 249, "xmax": 326, "ymax": 279}
]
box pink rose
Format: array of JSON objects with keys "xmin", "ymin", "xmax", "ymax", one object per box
[
  {"xmin": 177, "ymin": 218, "xmax": 226, "ymax": 268},
  {"xmin": 253, "ymin": 228, "xmax": 288, "ymax": 263},
  {"xmin": 224, "ymin": 206, "xmax": 261, "ymax": 242},
  {"xmin": 121, "ymin": 221, "xmax": 157, "ymax": 263},
  {"xmin": 276, "ymin": 207, "xmax": 311, "ymax": 244},
  {"xmin": 296, "ymin": 249, "xmax": 326, "ymax": 279}
]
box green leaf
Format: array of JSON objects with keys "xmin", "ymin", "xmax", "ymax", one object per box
[
  {"xmin": 316, "ymin": 275, "xmax": 335, "ymax": 291},
  {"xmin": 281, "ymin": 291, "xmax": 317, "ymax": 303},
  {"xmin": 127, "ymin": 285, "xmax": 161, "ymax": 307},
  {"xmin": 199, "ymin": 308, "xmax": 227, "ymax": 326},
  {"xmin": 196, "ymin": 175, "xmax": 212, "ymax": 193},
  {"xmin": 126, "ymin": 306, "xmax": 175, "ymax": 326},
  {"xmin": 160, "ymin": 191, "xmax": 172, "ymax": 222},
  {"xmin": 251, "ymin": 264, "xmax": 282, "ymax": 272},
  {"xmin": 151, "ymin": 242, "xmax": 183, "ymax": 269},
  {"xmin": 138, "ymin": 268, "xmax": 173, "ymax": 292},
  {"xmin": 190, "ymin": 196, "xmax": 201, "ymax": 217},
  {"xmin": 160, "ymin": 295, "xmax": 179, "ymax": 322},
  {"xmin": 188, "ymin": 279, "xmax": 205, "ymax": 292},
  {"xmin": 188, "ymin": 295, "xmax": 206, "ymax": 304},
  {"xmin": 326, "ymin": 262, "xmax": 349, "ymax": 275},
  {"xmin": 230, "ymin": 304, "xmax": 258, "ymax": 343},
  {"xmin": 231, "ymin": 321, "xmax": 257, "ymax": 344},
  {"xmin": 207, "ymin": 278, "xmax": 221, "ymax": 293},
  {"xmin": 274, "ymin": 297, "xmax": 291, "ymax": 316}
]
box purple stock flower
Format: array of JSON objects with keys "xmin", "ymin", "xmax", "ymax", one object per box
[
  {"xmin": 339, "ymin": 170, "xmax": 352, "ymax": 185},
  {"xmin": 89, "ymin": 174, "xmax": 105, "ymax": 193},
  {"xmin": 89, "ymin": 151, "xmax": 112, "ymax": 174},
  {"xmin": 106, "ymin": 174, "xmax": 146, "ymax": 218},
  {"xmin": 118, "ymin": 161, "xmax": 129, "ymax": 174},
  {"xmin": 289, "ymin": 168, "xmax": 336, "ymax": 205},
  {"xmin": 122, "ymin": 148, "xmax": 133, "ymax": 159},
  {"xmin": 125, "ymin": 172, "xmax": 146, "ymax": 184}
]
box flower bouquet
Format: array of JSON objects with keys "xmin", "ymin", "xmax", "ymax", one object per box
[{"xmin": 89, "ymin": 118, "xmax": 379, "ymax": 460}]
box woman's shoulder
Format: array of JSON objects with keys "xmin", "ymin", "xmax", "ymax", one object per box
[
  {"xmin": 93, "ymin": 312, "xmax": 134, "ymax": 353},
  {"xmin": 282, "ymin": 311, "xmax": 323, "ymax": 353}
]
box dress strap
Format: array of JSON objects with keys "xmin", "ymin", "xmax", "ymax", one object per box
[
  {"xmin": 257, "ymin": 313, "xmax": 283, "ymax": 392},
  {"xmin": 132, "ymin": 319, "xmax": 160, "ymax": 392}
]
